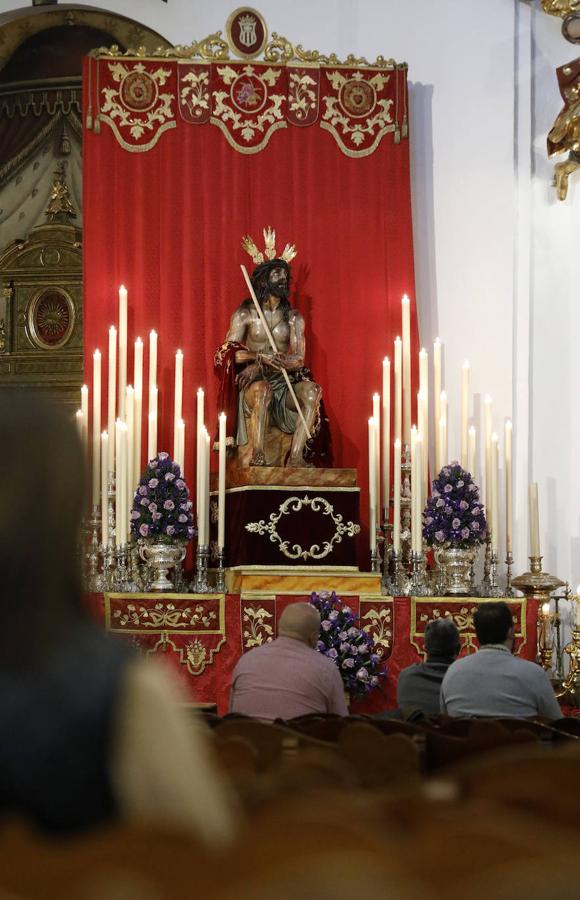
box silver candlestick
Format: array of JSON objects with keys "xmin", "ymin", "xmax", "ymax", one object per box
[
  {"xmin": 488, "ymin": 549, "xmax": 503, "ymax": 597},
  {"xmin": 216, "ymin": 548, "xmax": 226, "ymax": 593},
  {"xmin": 480, "ymin": 532, "xmax": 493, "ymax": 596},
  {"xmin": 386, "ymin": 548, "xmax": 408, "ymax": 596},
  {"xmin": 407, "ymin": 549, "xmax": 431, "ymax": 596},
  {"xmin": 192, "ymin": 544, "xmax": 210, "ymax": 593},
  {"xmin": 370, "ymin": 544, "xmax": 381, "ymax": 573},
  {"xmin": 504, "ymin": 550, "xmax": 514, "ymax": 597}
]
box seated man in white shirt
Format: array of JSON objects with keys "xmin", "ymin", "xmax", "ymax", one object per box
[{"xmin": 440, "ymin": 601, "xmax": 561, "ymax": 719}]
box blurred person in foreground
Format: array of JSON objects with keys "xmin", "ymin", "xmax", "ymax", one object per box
[
  {"xmin": 397, "ymin": 618, "xmax": 460, "ymax": 716},
  {"xmin": 230, "ymin": 602, "xmax": 348, "ymax": 720},
  {"xmin": 440, "ymin": 601, "xmax": 561, "ymax": 718},
  {"xmin": 0, "ymin": 392, "xmax": 235, "ymax": 840}
]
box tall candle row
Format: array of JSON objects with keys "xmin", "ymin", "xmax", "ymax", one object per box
[{"xmin": 369, "ymin": 293, "xmax": 518, "ymax": 562}]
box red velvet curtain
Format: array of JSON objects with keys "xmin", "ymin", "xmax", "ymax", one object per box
[{"xmin": 83, "ymin": 57, "xmax": 418, "ymax": 556}]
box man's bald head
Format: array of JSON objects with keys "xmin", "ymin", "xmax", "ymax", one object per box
[{"xmin": 278, "ymin": 603, "xmax": 321, "ymax": 648}]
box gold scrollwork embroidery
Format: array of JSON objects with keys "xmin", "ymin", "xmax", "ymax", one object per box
[
  {"xmin": 212, "ymin": 64, "xmax": 285, "ymax": 145},
  {"xmin": 288, "ymin": 71, "xmax": 318, "ymax": 121},
  {"xmin": 113, "ymin": 601, "xmax": 216, "ymax": 629},
  {"xmin": 100, "ymin": 61, "xmax": 176, "ymax": 149},
  {"xmin": 321, "ymin": 70, "xmax": 393, "ymax": 152},
  {"xmin": 245, "ymin": 494, "xmax": 360, "ymax": 561},
  {"xmin": 242, "ymin": 605, "xmax": 275, "ymax": 649},
  {"xmin": 361, "ymin": 607, "xmax": 392, "ymax": 654},
  {"xmin": 180, "ymin": 68, "xmax": 211, "ymax": 120}
]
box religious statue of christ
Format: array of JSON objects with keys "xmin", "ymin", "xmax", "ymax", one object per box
[{"xmin": 215, "ymin": 228, "xmax": 328, "ymax": 468}]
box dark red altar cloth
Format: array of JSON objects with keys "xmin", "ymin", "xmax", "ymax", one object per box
[{"xmin": 86, "ymin": 593, "xmax": 540, "ymax": 716}]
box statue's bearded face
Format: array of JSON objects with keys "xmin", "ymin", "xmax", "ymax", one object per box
[{"xmin": 266, "ymin": 265, "xmax": 289, "ymax": 299}]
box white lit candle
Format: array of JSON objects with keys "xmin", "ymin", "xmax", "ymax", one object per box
[
  {"xmin": 439, "ymin": 390, "xmax": 448, "ymax": 471},
  {"xmin": 413, "ymin": 432, "xmax": 423, "ymax": 554},
  {"xmin": 101, "ymin": 431, "xmax": 108, "ymax": 547},
  {"xmin": 484, "ymin": 394, "xmax": 493, "ymax": 525},
  {"xmin": 218, "ymin": 412, "xmax": 227, "ymax": 550},
  {"xmin": 401, "ymin": 295, "xmax": 411, "ymax": 446},
  {"xmin": 381, "ymin": 357, "xmax": 391, "ymax": 522},
  {"xmin": 173, "ymin": 349, "xmax": 183, "ymax": 460},
  {"xmin": 410, "ymin": 426, "xmax": 418, "ymax": 552},
  {"xmin": 76, "ymin": 409, "xmax": 83, "ymax": 442},
  {"xmin": 149, "ymin": 329, "xmax": 157, "ymax": 405},
  {"xmin": 126, "ymin": 386, "xmax": 135, "ymax": 511},
  {"xmin": 394, "ymin": 337, "xmax": 402, "ymax": 444},
  {"xmin": 198, "ymin": 426, "xmax": 210, "ymax": 546},
  {"xmin": 460, "ymin": 360, "xmax": 470, "ymax": 469},
  {"xmin": 107, "ymin": 326, "xmax": 116, "ymax": 475},
  {"xmin": 505, "ymin": 419, "xmax": 513, "ymax": 555},
  {"xmin": 393, "ymin": 438, "xmax": 402, "ymax": 553},
  {"xmin": 148, "ymin": 385, "xmax": 158, "ymax": 461},
  {"xmin": 372, "ymin": 392, "xmax": 381, "ymax": 515},
  {"xmin": 196, "ymin": 387, "xmax": 205, "ymax": 522},
  {"xmin": 133, "ymin": 337, "xmax": 143, "ymax": 484},
  {"xmin": 176, "ymin": 418, "xmax": 185, "ymax": 472},
  {"xmin": 528, "ymin": 482, "xmax": 541, "ymax": 559},
  {"xmin": 80, "ymin": 384, "xmax": 89, "ymax": 457},
  {"xmin": 118, "ymin": 285, "xmax": 127, "ymax": 420},
  {"xmin": 419, "ymin": 348, "xmax": 429, "ymax": 494},
  {"xmin": 468, "ymin": 426, "xmax": 476, "ymax": 479},
  {"xmin": 439, "ymin": 416, "xmax": 447, "ymax": 474},
  {"xmin": 92, "ymin": 350, "xmax": 101, "ymax": 507},
  {"xmin": 541, "ymin": 602, "xmax": 552, "ymax": 649},
  {"xmin": 433, "ymin": 338, "xmax": 442, "ymax": 470},
  {"xmin": 115, "ymin": 419, "xmax": 127, "ymax": 547},
  {"xmin": 368, "ymin": 417, "xmax": 377, "ymax": 553},
  {"xmin": 490, "ymin": 432, "xmax": 499, "ymax": 553}
]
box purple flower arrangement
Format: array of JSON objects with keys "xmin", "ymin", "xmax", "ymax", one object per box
[
  {"xmin": 130, "ymin": 452, "xmax": 195, "ymax": 543},
  {"xmin": 309, "ymin": 591, "xmax": 385, "ymax": 699},
  {"xmin": 423, "ymin": 461, "xmax": 487, "ymax": 549}
]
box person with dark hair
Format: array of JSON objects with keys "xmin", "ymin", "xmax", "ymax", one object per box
[
  {"xmin": 214, "ymin": 228, "xmax": 324, "ymax": 467},
  {"xmin": 0, "ymin": 392, "xmax": 235, "ymax": 839},
  {"xmin": 396, "ymin": 618, "xmax": 460, "ymax": 716},
  {"xmin": 440, "ymin": 601, "xmax": 561, "ymax": 718}
]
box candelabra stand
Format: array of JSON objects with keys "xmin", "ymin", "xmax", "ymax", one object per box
[
  {"xmin": 125, "ymin": 542, "xmax": 141, "ymax": 592},
  {"xmin": 407, "ymin": 549, "xmax": 431, "ymax": 596},
  {"xmin": 487, "ymin": 550, "xmax": 504, "ymax": 598},
  {"xmin": 370, "ymin": 545, "xmax": 381, "ymax": 573},
  {"xmin": 385, "ymin": 548, "xmax": 408, "ymax": 596},
  {"xmin": 192, "ymin": 544, "xmax": 210, "ymax": 593},
  {"xmin": 558, "ymin": 624, "xmax": 580, "ymax": 706},
  {"xmin": 173, "ymin": 558, "xmax": 188, "ymax": 593},
  {"xmin": 400, "ymin": 444, "xmax": 412, "ymax": 565},
  {"xmin": 114, "ymin": 543, "xmax": 132, "ymax": 593},
  {"xmin": 504, "ymin": 550, "xmax": 514, "ymax": 597},
  {"xmin": 85, "ymin": 506, "xmax": 103, "ymax": 591},
  {"xmin": 512, "ymin": 557, "xmax": 564, "ymax": 671},
  {"xmin": 553, "ymin": 590, "xmax": 565, "ymax": 684},
  {"xmin": 216, "ymin": 548, "xmax": 226, "ymax": 593},
  {"xmin": 480, "ymin": 532, "xmax": 492, "ymax": 596}
]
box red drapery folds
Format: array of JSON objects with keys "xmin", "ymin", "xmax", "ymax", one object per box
[{"xmin": 83, "ymin": 53, "xmax": 418, "ymax": 556}]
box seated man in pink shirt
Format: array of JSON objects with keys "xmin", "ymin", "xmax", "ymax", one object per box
[{"xmin": 229, "ymin": 602, "xmax": 349, "ymax": 720}]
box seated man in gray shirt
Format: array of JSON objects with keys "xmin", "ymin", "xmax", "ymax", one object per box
[
  {"xmin": 441, "ymin": 601, "xmax": 561, "ymax": 719},
  {"xmin": 397, "ymin": 618, "xmax": 460, "ymax": 716}
]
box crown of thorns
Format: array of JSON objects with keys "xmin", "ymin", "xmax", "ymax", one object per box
[{"xmin": 241, "ymin": 226, "xmax": 297, "ymax": 265}]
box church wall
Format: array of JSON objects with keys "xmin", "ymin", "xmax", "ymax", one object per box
[{"xmin": 1, "ymin": 0, "xmax": 577, "ymax": 585}]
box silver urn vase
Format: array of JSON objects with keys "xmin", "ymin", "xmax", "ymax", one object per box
[
  {"xmin": 435, "ymin": 545, "xmax": 479, "ymax": 596},
  {"xmin": 138, "ymin": 539, "xmax": 187, "ymax": 592}
]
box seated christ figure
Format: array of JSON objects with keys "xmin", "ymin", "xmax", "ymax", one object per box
[{"xmin": 215, "ymin": 228, "xmax": 325, "ymax": 468}]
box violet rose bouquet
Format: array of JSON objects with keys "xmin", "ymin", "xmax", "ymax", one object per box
[
  {"xmin": 130, "ymin": 452, "xmax": 195, "ymax": 543},
  {"xmin": 309, "ymin": 591, "xmax": 386, "ymax": 699},
  {"xmin": 423, "ymin": 461, "xmax": 487, "ymax": 549}
]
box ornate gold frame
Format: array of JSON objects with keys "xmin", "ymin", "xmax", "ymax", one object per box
[{"xmin": 27, "ymin": 285, "xmax": 76, "ymax": 351}]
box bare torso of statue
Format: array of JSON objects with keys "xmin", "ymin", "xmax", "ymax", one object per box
[{"xmin": 225, "ymin": 260, "xmax": 321, "ymax": 467}]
